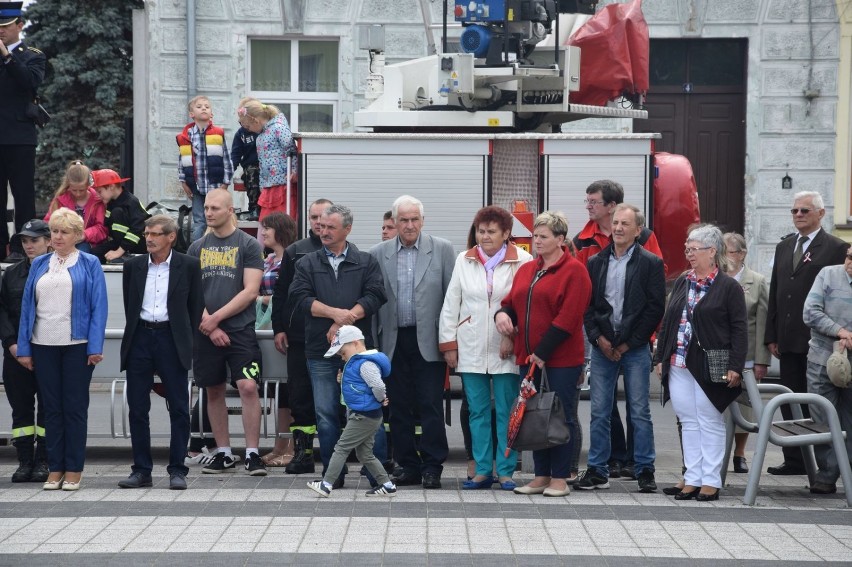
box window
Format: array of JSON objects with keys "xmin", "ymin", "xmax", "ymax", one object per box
[{"xmin": 249, "ymin": 39, "xmax": 339, "ymax": 132}]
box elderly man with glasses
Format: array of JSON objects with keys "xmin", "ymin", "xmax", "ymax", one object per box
[{"xmin": 764, "ymin": 190, "xmax": 848, "ymax": 476}]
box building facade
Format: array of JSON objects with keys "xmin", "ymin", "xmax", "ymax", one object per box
[{"xmin": 133, "ymin": 0, "xmax": 852, "ymax": 274}]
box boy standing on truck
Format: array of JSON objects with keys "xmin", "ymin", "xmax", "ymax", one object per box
[{"xmin": 177, "ymin": 95, "xmax": 233, "ymax": 240}]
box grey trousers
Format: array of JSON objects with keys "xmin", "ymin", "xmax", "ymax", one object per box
[
  {"xmin": 806, "ymin": 361, "xmax": 852, "ymax": 484},
  {"xmin": 323, "ymin": 411, "xmax": 389, "ymax": 487}
]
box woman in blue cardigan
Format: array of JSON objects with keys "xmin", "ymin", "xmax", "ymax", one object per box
[{"xmin": 17, "ymin": 208, "xmax": 108, "ymax": 491}]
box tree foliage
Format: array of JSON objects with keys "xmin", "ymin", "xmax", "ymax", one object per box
[{"xmin": 23, "ymin": 0, "xmax": 143, "ymax": 205}]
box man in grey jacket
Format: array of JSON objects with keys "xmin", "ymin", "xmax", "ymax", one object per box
[
  {"xmin": 803, "ymin": 248, "xmax": 852, "ymax": 494},
  {"xmin": 370, "ymin": 195, "xmax": 455, "ymax": 489}
]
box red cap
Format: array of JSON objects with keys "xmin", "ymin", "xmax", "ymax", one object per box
[{"xmin": 89, "ymin": 169, "xmax": 130, "ymax": 189}]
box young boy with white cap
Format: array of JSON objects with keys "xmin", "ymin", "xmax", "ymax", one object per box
[{"xmin": 307, "ymin": 325, "xmax": 396, "ymax": 497}]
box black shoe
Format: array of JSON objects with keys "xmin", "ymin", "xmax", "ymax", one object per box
[
  {"xmin": 30, "ymin": 460, "xmax": 49, "ymax": 483},
  {"xmin": 118, "ymin": 471, "xmax": 153, "ymax": 489},
  {"xmin": 392, "ymin": 470, "xmax": 422, "ymax": 486},
  {"xmin": 674, "ymin": 489, "xmax": 698, "ymax": 500},
  {"xmin": 169, "ymin": 473, "xmax": 188, "ymax": 490},
  {"xmin": 733, "ymin": 456, "xmax": 749, "ymax": 473},
  {"xmin": 810, "ymin": 482, "xmax": 837, "ymax": 494},
  {"xmin": 767, "ymin": 462, "xmax": 806, "ymax": 476},
  {"xmin": 245, "ymin": 452, "xmax": 268, "ymax": 477},
  {"xmin": 637, "ymin": 470, "xmax": 657, "ymax": 493},
  {"xmin": 620, "ymin": 463, "xmax": 636, "ymax": 480},
  {"xmin": 576, "ymin": 469, "xmax": 610, "ymax": 490},
  {"xmin": 11, "ymin": 461, "xmax": 33, "ymax": 483},
  {"xmin": 607, "ymin": 460, "xmax": 622, "ymax": 479},
  {"xmin": 422, "ymin": 473, "xmax": 442, "ymax": 489},
  {"xmin": 696, "ymin": 489, "xmax": 720, "ymax": 502},
  {"xmin": 202, "ymin": 452, "xmax": 237, "ymax": 474},
  {"xmin": 662, "ymin": 485, "xmax": 684, "ymax": 496},
  {"xmin": 285, "ymin": 431, "xmax": 316, "ymax": 475}
]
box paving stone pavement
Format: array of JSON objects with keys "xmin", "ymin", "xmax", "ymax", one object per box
[{"xmin": 0, "ymin": 393, "xmax": 849, "ymax": 566}]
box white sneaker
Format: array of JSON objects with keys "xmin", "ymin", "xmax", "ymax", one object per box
[{"xmin": 185, "ymin": 448, "xmax": 241, "ymax": 466}]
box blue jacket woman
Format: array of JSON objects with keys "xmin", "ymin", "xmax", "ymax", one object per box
[{"xmin": 16, "ymin": 208, "xmax": 108, "ymax": 492}]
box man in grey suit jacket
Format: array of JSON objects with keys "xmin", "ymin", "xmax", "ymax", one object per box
[{"xmin": 370, "ymin": 195, "xmax": 456, "ymax": 489}]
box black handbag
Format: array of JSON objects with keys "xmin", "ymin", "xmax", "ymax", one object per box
[
  {"xmin": 25, "ymin": 96, "xmax": 50, "ymax": 128},
  {"xmin": 512, "ymin": 367, "xmax": 571, "ymax": 452},
  {"xmin": 687, "ymin": 307, "xmax": 729, "ymax": 384}
]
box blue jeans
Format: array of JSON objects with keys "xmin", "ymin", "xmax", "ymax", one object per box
[
  {"xmin": 520, "ymin": 364, "xmax": 580, "ymax": 479},
  {"xmin": 191, "ymin": 189, "xmax": 207, "ymax": 241},
  {"xmin": 588, "ymin": 345, "xmax": 655, "ymax": 477},
  {"xmin": 306, "ymin": 357, "xmax": 344, "ymax": 480},
  {"xmin": 462, "ymin": 372, "xmax": 520, "ymax": 478}
]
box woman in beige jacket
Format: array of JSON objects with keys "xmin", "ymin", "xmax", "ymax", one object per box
[
  {"xmin": 439, "ymin": 206, "xmax": 532, "ymax": 490},
  {"xmin": 723, "ymin": 232, "xmax": 770, "ymax": 473}
]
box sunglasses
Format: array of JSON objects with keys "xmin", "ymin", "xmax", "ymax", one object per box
[
  {"xmin": 790, "ymin": 208, "xmax": 813, "ymax": 215},
  {"xmin": 846, "ymin": 254, "xmax": 852, "ymax": 261}
]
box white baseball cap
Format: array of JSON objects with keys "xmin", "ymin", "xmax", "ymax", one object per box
[{"xmin": 324, "ymin": 325, "xmax": 365, "ymax": 358}]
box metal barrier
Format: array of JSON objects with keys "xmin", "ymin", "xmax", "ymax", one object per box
[{"xmin": 0, "ymin": 328, "xmax": 288, "ymax": 442}]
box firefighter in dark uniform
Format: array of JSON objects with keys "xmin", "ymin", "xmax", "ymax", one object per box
[
  {"xmin": 0, "ymin": 219, "xmax": 51, "ymax": 482},
  {"xmin": 0, "ymin": 2, "xmax": 46, "ymax": 260},
  {"xmin": 89, "ymin": 169, "xmax": 149, "ymax": 263}
]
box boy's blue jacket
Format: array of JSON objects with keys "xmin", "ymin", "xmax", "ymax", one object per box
[
  {"xmin": 17, "ymin": 252, "xmax": 108, "ymax": 357},
  {"xmin": 342, "ymin": 350, "xmax": 390, "ymax": 413}
]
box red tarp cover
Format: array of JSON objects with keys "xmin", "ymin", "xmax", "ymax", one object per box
[
  {"xmin": 568, "ymin": 0, "xmax": 649, "ymax": 106},
  {"xmin": 652, "ymin": 152, "xmax": 701, "ymax": 280}
]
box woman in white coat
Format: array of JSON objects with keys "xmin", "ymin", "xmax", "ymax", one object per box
[{"xmin": 439, "ymin": 206, "xmax": 532, "ymax": 490}]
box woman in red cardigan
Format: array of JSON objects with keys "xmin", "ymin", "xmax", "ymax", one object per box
[{"xmin": 496, "ymin": 211, "xmax": 591, "ymax": 497}]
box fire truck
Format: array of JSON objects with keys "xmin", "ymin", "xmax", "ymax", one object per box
[{"xmin": 291, "ymin": 0, "xmax": 699, "ymax": 278}]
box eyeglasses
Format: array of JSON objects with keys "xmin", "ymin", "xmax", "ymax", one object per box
[
  {"xmin": 790, "ymin": 208, "xmax": 813, "ymax": 215},
  {"xmin": 143, "ymin": 231, "xmax": 166, "ymax": 238},
  {"xmin": 584, "ymin": 199, "xmax": 605, "ymax": 207},
  {"xmin": 684, "ymin": 246, "xmax": 712, "ymax": 255}
]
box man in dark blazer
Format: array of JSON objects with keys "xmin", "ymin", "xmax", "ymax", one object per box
[
  {"xmin": 118, "ymin": 215, "xmax": 203, "ymax": 490},
  {"xmin": 0, "ymin": 3, "xmax": 46, "ymax": 259},
  {"xmin": 765, "ymin": 191, "xmax": 849, "ymax": 475},
  {"xmin": 369, "ymin": 195, "xmax": 456, "ymax": 489}
]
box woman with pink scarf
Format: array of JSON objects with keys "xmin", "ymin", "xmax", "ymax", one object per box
[{"xmin": 439, "ymin": 206, "xmax": 532, "ymax": 490}]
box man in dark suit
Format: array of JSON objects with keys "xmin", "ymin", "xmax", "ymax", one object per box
[
  {"xmin": 0, "ymin": 2, "xmax": 46, "ymax": 259},
  {"xmin": 765, "ymin": 190, "xmax": 849, "ymax": 475},
  {"xmin": 118, "ymin": 215, "xmax": 203, "ymax": 490}
]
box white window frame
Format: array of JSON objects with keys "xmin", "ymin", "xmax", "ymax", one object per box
[{"xmin": 246, "ymin": 37, "xmax": 340, "ymax": 132}]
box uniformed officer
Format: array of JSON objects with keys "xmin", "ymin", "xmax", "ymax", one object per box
[{"xmin": 0, "ymin": 1, "xmax": 46, "ymax": 260}]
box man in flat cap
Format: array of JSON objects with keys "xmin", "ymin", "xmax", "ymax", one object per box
[{"xmin": 0, "ymin": 1, "xmax": 46, "ymax": 261}]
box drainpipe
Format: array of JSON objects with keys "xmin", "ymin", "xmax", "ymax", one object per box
[{"xmin": 187, "ymin": 0, "xmax": 196, "ymax": 97}]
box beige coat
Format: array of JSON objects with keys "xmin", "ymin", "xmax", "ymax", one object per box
[
  {"xmin": 737, "ymin": 265, "xmax": 771, "ymax": 366},
  {"xmin": 438, "ymin": 244, "xmax": 532, "ymax": 375}
]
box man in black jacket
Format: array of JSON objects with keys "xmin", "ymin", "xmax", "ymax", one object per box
[
  {"xmin": 578, "ymin": 204, "xmax": 665, "ymax": 493},
  {"xmin": 271, "ymin": 198, "xmax": 331, "ymax": 474},
  {"xmin": 765, "ymin": 190, "xmax": 849, "ymax": 475},
  {"xmin": 288, "ymin": 203, "xmax": 386, "ymax": 487},
  {"xmin": 0, "ymin": 3, "xmax": 46, "ymax": 260},
  {"xmin": 0, "ymin": 219, "xmax": 50, "ymax": 482},
  {"xmin": 117, "ymin": 215, "xmax": 203, "ymax": 490}
]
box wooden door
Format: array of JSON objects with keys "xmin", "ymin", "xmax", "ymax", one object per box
[{"xmin": 635, "ymin": 39, "xmax": 747, "ymax": 234}]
